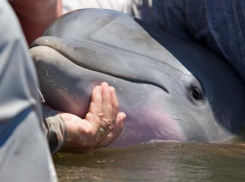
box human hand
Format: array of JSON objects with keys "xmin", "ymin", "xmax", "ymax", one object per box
[{"xmin": 59, "ymin": 82, "xmax": 126, "ymax": 153}]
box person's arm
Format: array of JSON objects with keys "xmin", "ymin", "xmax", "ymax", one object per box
[
  {"xmin": 42, "ymin": 82, "xmax": 126, "ymax": 154},
  {"xmin": 9, "ymin": 0, "xmax": 62, "ymax": 45}
]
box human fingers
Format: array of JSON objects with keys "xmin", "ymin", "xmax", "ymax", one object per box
[
  {"xmin": 100, "ymin": 82, "xmax": 113, "ymax": 131},
  {"xmin": 109, "ymin": 86, "xmax": 119, "ymax": 125},
  {"xmin": 95, "ymin": 112, "xmax": 126, "ymax": 148},
  {"xmin": 85, "ymin": 85, "xmax": 103, "ymax": 133}
]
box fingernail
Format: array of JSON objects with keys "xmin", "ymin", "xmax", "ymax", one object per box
[
  {"xmin": 101, "ymin": 82, "xmax": 109, "ymax": 87},
  {"xmin": 109, "ymin": 87, "xmax": 115, "ymax": 94}
]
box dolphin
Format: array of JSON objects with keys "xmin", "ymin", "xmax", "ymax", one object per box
[{"xmin": 30, "ymin": 9, "xmax": 245, "ymax": 147}]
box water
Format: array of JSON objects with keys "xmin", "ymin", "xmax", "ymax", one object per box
[{"xmin": 54, "ymin": 142, "xmax": 245, "ymax": 182}]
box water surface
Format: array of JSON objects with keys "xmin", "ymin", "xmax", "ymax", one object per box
[{"xmin": 54, "ymin": 142, "xmax": 245, "ymax": 182}]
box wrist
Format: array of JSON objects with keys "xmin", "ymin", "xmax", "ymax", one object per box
[{"xmin": 43, "ymin": 107, "xmax": 68, "ymax": 154}]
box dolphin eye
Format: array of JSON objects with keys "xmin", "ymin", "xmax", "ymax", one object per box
[{"xmin": 191, "ymin": 87, "xmax": 203, "ymax": 101}]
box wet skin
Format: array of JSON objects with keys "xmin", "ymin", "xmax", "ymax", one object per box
[{"xmin": 30, "ymin": 9, "xmax": 245, "ymax": 147}]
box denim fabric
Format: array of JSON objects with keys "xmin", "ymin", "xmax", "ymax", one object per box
[{"xmin": 125, "ymin": 0, "xmax": 245, "ymax": 83}]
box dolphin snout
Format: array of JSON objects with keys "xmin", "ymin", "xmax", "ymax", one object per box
[{"xmin": 31, "ymin": 36, "xmax": 170, "ymax": 94}]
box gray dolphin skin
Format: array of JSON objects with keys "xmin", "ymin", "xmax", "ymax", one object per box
[{"xmin": 30, "ymin": 9, "xmax": 245, "ymax": 147}]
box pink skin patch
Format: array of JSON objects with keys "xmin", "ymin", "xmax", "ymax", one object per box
[
  {"xmin": 145, "ymin": 108, "xmax": 187, "ymax": 142},
  {"xmin": 113, "ymin": 105, "xmax": 187, "ymax": 146}
]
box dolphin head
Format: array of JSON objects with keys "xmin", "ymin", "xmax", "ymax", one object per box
[{"xmin": 30, "ymin": 9, "xmax": 245, "ymax": 146}]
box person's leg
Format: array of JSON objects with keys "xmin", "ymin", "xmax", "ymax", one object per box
[
  {"xmin": 0, "ymin": 1, "xmax": 56, "ymax": 181},
  {"xmin": 122, "ymin": 0, "xmax": 245, "ymax": 83}
]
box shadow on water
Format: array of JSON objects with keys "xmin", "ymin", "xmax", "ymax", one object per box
[{"xmin": 54, "ymin": 142, "xmax": 245, "ymax": 182}]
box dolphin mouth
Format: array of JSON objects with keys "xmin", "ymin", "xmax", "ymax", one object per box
[{"xmin": 31, "ymin": 36, "xmax": 169, "ymax": 94}]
